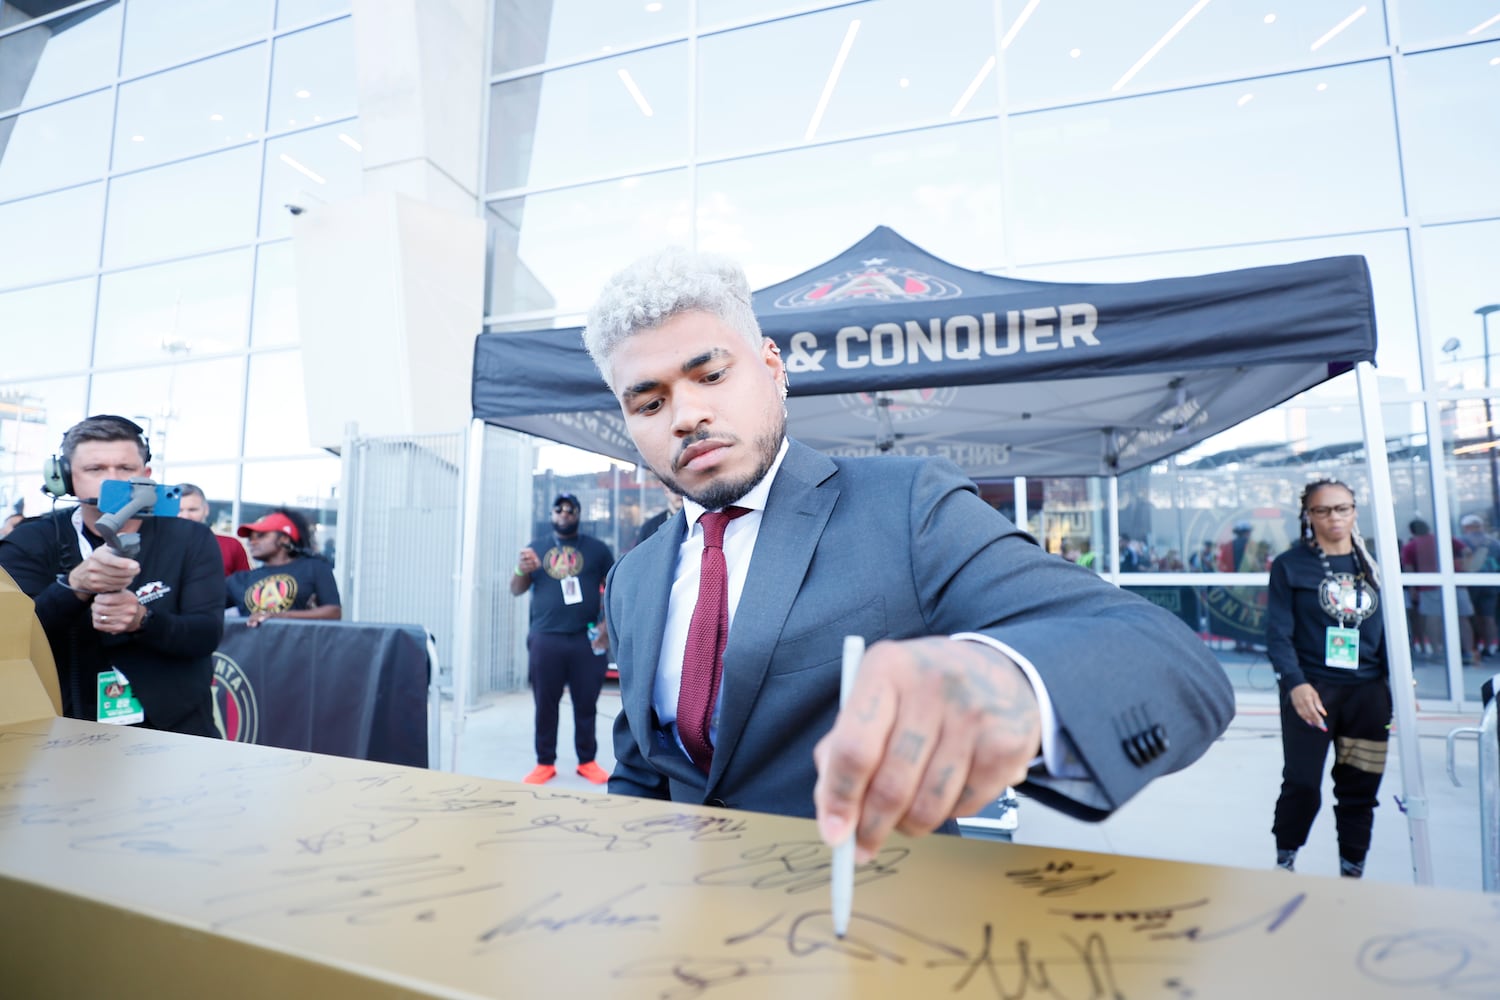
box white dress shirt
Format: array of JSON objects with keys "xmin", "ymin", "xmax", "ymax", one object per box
[{"xmin": 650, "ymin": 438, "xmax": 1076, "ymax": 777}]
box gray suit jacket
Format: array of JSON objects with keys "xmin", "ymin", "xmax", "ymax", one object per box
[{"xmin": 604, "ymin": 441, "xmax": 1234, "ymax": 822}]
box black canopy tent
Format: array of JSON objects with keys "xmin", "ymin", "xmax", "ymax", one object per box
[
  {"xmin": 472, "ymin": 226, "xmax": 1376, "ymax": 477},
  {"xmin": 465, "ymin": 227, "xmax": 1438, "ymax": 884}
]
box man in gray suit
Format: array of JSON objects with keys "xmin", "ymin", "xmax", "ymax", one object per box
[{"xmin": 584, "ymin": 249, "xmax": 1234, "ymax": 862}]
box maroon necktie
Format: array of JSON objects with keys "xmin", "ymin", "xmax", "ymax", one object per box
[{"xmin": 678, "ymin": 506, "xmax": 749, "ymax": 773}]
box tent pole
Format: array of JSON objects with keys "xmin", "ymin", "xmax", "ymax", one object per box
[
  {"xmin": 1108, "ymin": 475, "xmax": 1121, "ymax": 584},
  {"xmin": 1014, "ymin": 475, "xmax": 1028, "ymax": 536},
  {"xmin": 449, "ymin": 417, "xmax": 485, "ymax": 772},
  {"xmin": 1356, "ymin": 361, "xmax": 1434, "ymax": 885}
]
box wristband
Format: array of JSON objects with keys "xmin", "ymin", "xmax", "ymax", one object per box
[{"xmin": 514, "ymin": 566, "xmax": 527, "ymax": 577}]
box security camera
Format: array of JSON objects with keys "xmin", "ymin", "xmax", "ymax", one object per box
[{"xmin": 285, "ymin": 203, "xmax": 305, "ymax": 216}]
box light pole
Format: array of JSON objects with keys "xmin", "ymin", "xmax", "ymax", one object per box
[{"xmin": 1479, "ymin": 305, "xmax": 1500, "ymax": 529}]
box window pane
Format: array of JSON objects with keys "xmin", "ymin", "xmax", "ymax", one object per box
[
  {"xmin": 277, "ymin": 0, "xmax": 350, "ymax": 28},
  {"xmin": 258, "ymin": 121, "xmax": 363, "ymax": 239},
  {"xmin": 1003, "ymin": 0, "xmax": 1388, "ymax": 107},
  {"xmin": 88, "ymin": 357, "xmax": 246, "ymax": 465},
  {"xmin": 1013, "ymin": 229, "xmax": 1422, "ymax": 396},
  {"xmin": 1119, "ymin": 399, "xmax": 1431, "ymax": 575},
  {"xmin": 0, "ymin": 91, "xmax": 112, "ymax": 201},
  {"xmin": 696, "ymin": 0, "xmax": 844, "ymax": 31},
  {"xmin": 251, "ymin": 240, "xmax": 298, "ymax": 346},
  {"xmin": 1401, "ymin": 43, "xmax": 1500, "ymax": 221},
  {"xmin": 698, "ymin": 0, "xmax": 996, "ymax": 159},
  {"xmin": 243, "ymin": 350, "xmax": 317, "ymax": 456},
  {"xmin": 0, "ymin": 2, "xmax": 121, "ymax": 114},
  {"xmin": 1425, "ymin": 220, "xmax": 1500, "ymax": 393},
  {"xmin": 0, "ymin": 278, "xmax": 95, "ymax": 379},
  {"xmin": 1008, "ymin": 60, "xmax": 1403, "ymax": 262},
  {"xmin": 696, "ymin": 121, "xmax": 1002, "ymax": 286},
  {"xmin": 486, "ymin": 168, "xmax": 689, "ymax": 316},
  {"xmin": 0, "ymin": 375, "xmax": 89, "ymax": 513},
  {"xmin": 487, "ymin": 44, "xmax": 687, "ymax": 192},
  {"xmin": 1440, "ymin": 397, "xmax": 1500, "ymax": 540},
  {"xmin": 267, "ymin": 17, "xmax": 356, "ymax": 132},
  {"xmin": 491, "ymin": 0, "xmax": 689, "ymax": 74},
  {"xmin": 0, "ymin": 184, "xmax": 105, "ymax": 290},
  {"xmin": 103, "ymin": 146, "xmax": 261, "ymax": 269},
  {"xmin": 112, "ymin": 46, "xmax": 267, "ymax": 172},
  {"xmin": 1398, "ymin": 0, "xmax": 1500, "ymax": 46},
  {"xmin": 120, "ymin": 0, "xmax": 270, "ymax": 77},
  {"xmin": 94, "ymin": 250, "xmax": 253, "ymax": 366}
]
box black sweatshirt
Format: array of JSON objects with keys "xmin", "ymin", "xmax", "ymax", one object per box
[{"xmin": 1266, "ymin": 542, "xmax": 1387, "ymax": 691}]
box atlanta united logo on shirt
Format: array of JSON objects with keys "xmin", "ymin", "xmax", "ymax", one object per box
[
  {"xmin": 246, "ymin": 573, "xmax": 297, "ymax": 613},
  {"xmin": 1319, "ymin": 573, "xmax": 1378, "ymax": 623},
  {"xmin": 544, "ymin": 546, "xmax": 583, "ymax": 579}
]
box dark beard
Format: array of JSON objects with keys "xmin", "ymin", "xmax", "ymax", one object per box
[{"xmin": 660, "ymin": 412, "xmax": 785, "ymax": 511}]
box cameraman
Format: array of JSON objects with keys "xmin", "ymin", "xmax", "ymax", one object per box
[{"xmin": 0, "ymin": 415, "xmax": 224, "ymax": 736}]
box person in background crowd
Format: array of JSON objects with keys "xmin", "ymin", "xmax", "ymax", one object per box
[
  {"xmin": 511, "ymin": 492, "xmax": 615, "ymax": 786},
  {"xmin": 1266, "ymin": 479, "xmax": 1389, "ymax": 879},
  {"xmin": 225, "ymin": 508, "xmax": 341, "ymax": 627},
  {"xmin": 1218, "ymin": 521, "xmax": 1257, "ymax": 572},
  {"xmin": 1190, "ymin": 540, "xmax": 1216, "ymax": 572},
  {"xmin": 0, "ymin": 511, "xmax": 22, "ymax": 539},
  {"xmin": 176, "ymin": 483, "xmax": 250, "ymax": 577},
  {"xmin": 1401, "ymin": 517, "xmax": 1476, "ymax": 666},
  {"xmin": 1459, "ymin": 513, "xmax": 1498, "ymax": 660},
  {"xmin": 635, "ymin": 477, "xmax": 684, "ymax": 548},
  {"xmin": 0, "ymin": 415, "xmax": 223, "ymax": 735}
]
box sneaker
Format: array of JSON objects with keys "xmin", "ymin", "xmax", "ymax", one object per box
[
  {"xmin": 1275, "ymin": 848, "xmax": 1297, "ymax": 872},
  {"xmin": 576, "ymin": 761, "xmax": 610, "ymax": 784},
  {"xmin": 522, "ymin": 764, "xmax": 556, "ymax": 784},
  {"xmin": 1339, "ymin": 857, "xmax": 1365, "ymax": 879}
]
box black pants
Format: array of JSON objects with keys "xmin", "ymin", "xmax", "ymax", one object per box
[
  {"xmin": 527, "ymin": 630, "xmax": 606, "ymax": 766},
  {"xmin": 1272, "ymin": 676, "xmax": 1392, "ymax": 863}
]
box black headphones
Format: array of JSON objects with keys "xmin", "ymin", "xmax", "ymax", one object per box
[{"xmin": 42, "ymin": 415, "xmax": 151, "ymax": 498}]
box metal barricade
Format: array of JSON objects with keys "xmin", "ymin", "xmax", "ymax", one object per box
[{"xmin": 1446, "ymin": 672, "xmax": 1500, "ymax": 892}]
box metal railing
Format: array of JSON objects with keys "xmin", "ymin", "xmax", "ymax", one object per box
[{"xmin": 1446, "ymin": 672, "xmax": 1500, "ymax": 892}]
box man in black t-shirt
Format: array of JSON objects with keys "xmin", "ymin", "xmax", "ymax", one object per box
[{"xmin": 510, "ymin": 492, "xmax": 615, "ymax": 785}]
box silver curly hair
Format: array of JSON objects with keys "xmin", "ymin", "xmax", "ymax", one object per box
[{"xmin": 583, "ymin": 248, "xmax": 763, "ymax": 386}]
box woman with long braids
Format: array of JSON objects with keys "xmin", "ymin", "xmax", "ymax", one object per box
[{"xmin": 1266, "ymin": 479, "xmax": 1390, "ymax": 878}]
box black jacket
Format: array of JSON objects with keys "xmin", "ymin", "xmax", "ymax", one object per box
[{"xmin": 0, "ymin": 509, "xmax": 224, "ymax": 733}]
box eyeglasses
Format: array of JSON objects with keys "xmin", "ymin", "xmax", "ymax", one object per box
[
  {"xmin": 553, "ymin": 505, "xmax": 578, "ymax": 515},
  {"xmin": 1308, "ymin": 504, "xmax": 1356, "ymax": 518}
]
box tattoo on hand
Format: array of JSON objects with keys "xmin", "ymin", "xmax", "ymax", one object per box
[{"xmin": 893, "ymin": 730, "xmax": 925, "ymax": 764}]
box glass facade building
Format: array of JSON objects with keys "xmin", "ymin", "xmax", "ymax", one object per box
[{"xmin": 3, "ymin": 0, "xmax": 1498, "ymax": 706}]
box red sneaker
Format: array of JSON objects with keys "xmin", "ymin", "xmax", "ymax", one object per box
[
  {"xmin": 522, "ymin": 764, "xmax": 556, "ymax": 784},
  {"xmin": 576, "ymin": 761, "xmax": 610, "ymax": 784}
]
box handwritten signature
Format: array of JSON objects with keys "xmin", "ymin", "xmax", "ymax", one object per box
[{"xmin": 693, "ymin": 840, "xmax": 906, "ymax": 895}]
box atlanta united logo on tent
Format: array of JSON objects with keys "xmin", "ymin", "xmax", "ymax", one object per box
[{"xmin": 773, "ymin": 261, "xmax": 963, "ymax": 309}]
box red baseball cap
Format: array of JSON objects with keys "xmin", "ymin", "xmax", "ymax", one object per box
[{"xmin": 237, "ymin": 512, "xmax": 300, "ymax": 543}]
